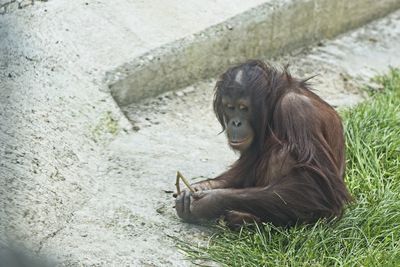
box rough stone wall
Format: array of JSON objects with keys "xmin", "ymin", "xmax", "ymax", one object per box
[
  {"xmin": 0, "ymin": 0, "xmax": 47, "ymax": 14},
  {"xmin": 107, "ymin": 0, "xmax": 400, "ymax": 105}
]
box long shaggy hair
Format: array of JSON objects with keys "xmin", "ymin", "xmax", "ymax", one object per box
[{"xmin": 212, "ymin": 60, "xmax": 351, "ymax": 225}]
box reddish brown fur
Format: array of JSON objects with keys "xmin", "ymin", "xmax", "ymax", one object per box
[{"xmin": 176, "ymin": 60, "xmax": 351, "ymax": 227}]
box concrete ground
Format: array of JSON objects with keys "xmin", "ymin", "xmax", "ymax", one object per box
[{"xmin": 1, "ymin": 0, "xmax": 400, "ymax": 266}]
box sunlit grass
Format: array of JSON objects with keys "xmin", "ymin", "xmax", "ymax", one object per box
[{"xmin": 179, "ymin": 69, "xmax": 400, "ymax": 267}]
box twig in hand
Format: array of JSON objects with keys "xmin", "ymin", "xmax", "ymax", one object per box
[{"xmin": 175, "ymin": 171, "xmax": 195, "ymax": 195}]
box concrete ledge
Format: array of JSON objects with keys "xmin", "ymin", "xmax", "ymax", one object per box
[{"xmin": 106, "ymin": 0, "xmax": 400, "ymax": 106}]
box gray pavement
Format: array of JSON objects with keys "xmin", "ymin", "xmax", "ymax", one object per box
[{"xmin": 1, "ymin": 1, "xmax": 400, "ymax": 266}]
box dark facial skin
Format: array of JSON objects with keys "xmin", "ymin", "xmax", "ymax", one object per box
[{"xmin": 222, "ymin": 96, "xmax": 254, "ymax": 152}]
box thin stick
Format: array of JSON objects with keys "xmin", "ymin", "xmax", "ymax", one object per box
[
  {"xmin": 176, "ymin": 171, "xmax": 195, "ymax": 194},
  {"xmin": 175, "ymin": 173, "xmax": 181, "ymax": 195}
]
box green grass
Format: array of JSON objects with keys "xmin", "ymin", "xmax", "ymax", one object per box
[{"xmin": 180, "ymin": 69, "xmax": 400, "ymax": 267}]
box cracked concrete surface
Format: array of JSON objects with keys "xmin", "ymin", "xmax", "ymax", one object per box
[
  {"xmin": 1, "ymin": 1, "xmax": 400, "ymax": 266},
  {"xmin": 0, "ymin": 0, "xmax": 48, "ymax": 14}
]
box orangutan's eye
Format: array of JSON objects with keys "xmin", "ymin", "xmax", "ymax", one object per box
[
  {"xmin": 239, "ymin": 104, "xmax": 248, "ymax": 112},
  {"xmin": 226, "ymin": 104, "xmax": 235, "ymax": 110}
]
